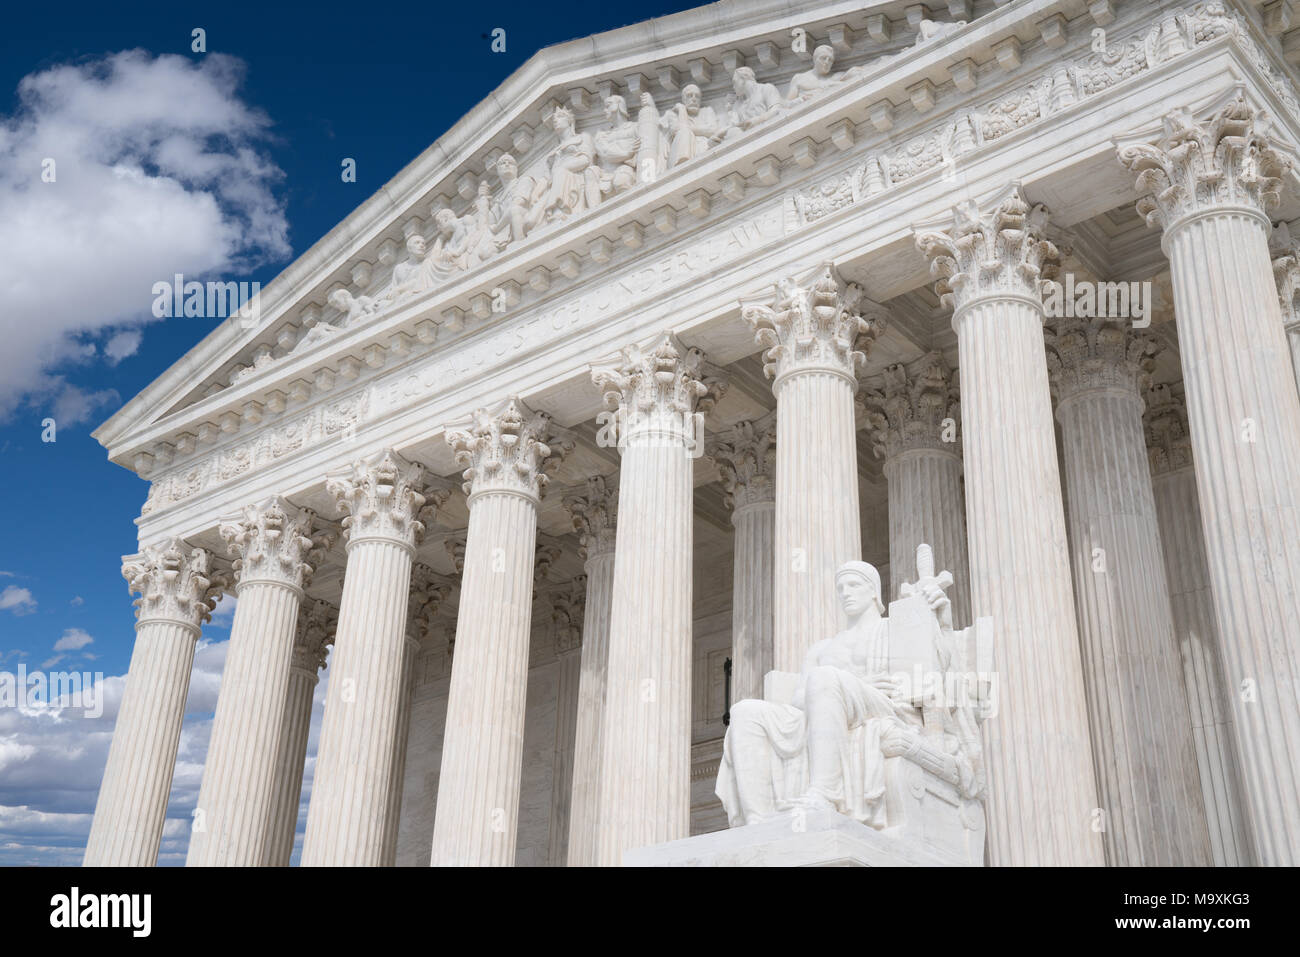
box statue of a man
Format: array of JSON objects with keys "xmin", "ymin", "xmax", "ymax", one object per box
[
  {"xmin": 659, "ymin": 84, "xmax": 723, "ymax": 166},
  {"xmin": 722, "ymin": 67, "xmax": 786, "ymax": 140},
  {"xmin": 388, "ymin": 233, "xmax": 431, "ymax": 300},
  {"xmin": 541, "ymin": 105, "xmax": 601, "ymax": 220},
  {"xmin": 716, "ymin": 559, "xmax": 953, "ymax": 827},
  {"xmin": 786, "ymin": 45, "xmax": 845, "ymax": 102},
  {"xmin": 491, "ymin": 152, "xmax": 547, "ymax": 244},
  {"xmin": 593, "ymin": 95, "xmax": 640, "ymax": 195},
  {"xmin": 327, "ymin": 288, "xmax": 376, "ymax": 325}
]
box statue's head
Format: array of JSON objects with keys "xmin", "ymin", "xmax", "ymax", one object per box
[
  {"xmin": 604, "ymin": 95, "xmax": 628, "ymax": 121},
  {"xmin": 813, "ymin": 45, "xmax": 835, "ymax": 74},
  {"xmin": 835, "ymin": 561, "xmax": 885, "ymax": 618},
  {"xmin": 405, "ymin": 233, "xmax": 427, "ymax": 257},
  {"xmin": 496, "ymin": 152, "xmax": 518, "ymax": 180},
  {"xmin": 327, "ymin": 289, "xmax": 352, "ymax": 312},
  {"xmin": 682, "ymin": 84, "xmax": 702, "ymax": 111},
  {"xmin": 434, "ymin": 208, "xmax": 457, "ymax": 233},
  {"xmin": 550, "ymin": 105, "xmax": 575, "ymax": 133}
]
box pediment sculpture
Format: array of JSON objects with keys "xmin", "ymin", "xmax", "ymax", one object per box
[{"xmin": 716, "ymin": 544, "xmax": 994, "ymax": 865}]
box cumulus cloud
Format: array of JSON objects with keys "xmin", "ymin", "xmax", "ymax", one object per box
[
  {"xmin": 52, "ymin": 628, "xmax": 94, "ymax": 652},
  {"xmin": 0, "ymin": 585, "xmax": 36, "ymax": 615},
  {"xmin": 0, "ymin": 50, "xmax": 290, "ymax": 424}
]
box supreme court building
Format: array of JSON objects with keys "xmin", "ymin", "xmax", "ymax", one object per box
[{"xmin": 85, "ymin": 0, "xmax": 1300, "ymax": 866}]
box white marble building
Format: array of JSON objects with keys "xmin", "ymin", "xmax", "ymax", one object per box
[{"xmin": 84, "ymin": 0, "xmax": 1300, "ymax": 867}]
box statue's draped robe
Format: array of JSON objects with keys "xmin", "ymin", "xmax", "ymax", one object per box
[{"xmin": 716, "ymin": 617, "xmax": 919, "ymax": 828}]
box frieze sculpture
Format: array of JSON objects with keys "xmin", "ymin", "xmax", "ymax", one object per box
[{"xmin": 716, "ymin": 544, "xmax": 993, "ymax": 864}]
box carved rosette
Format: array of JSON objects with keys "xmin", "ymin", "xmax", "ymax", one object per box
[
  {"xmin": 550, "ymin": 576, "xmax": 587, "ymax": 656},
  {"xmin": 741, "ymin": 264, "xmax": 883, "ymax": 385},
  {"xmin": 858, "ymin": 352, "xmax": 961, "ymax": 459},
  {"xmin": 218, "ymin": 496, "xmax": 332, "ymax": 591},
  {"xmin": 914, "ymin": 185, "xmax": 1062, "ymax": 313},
  {"xmin": 705, "ymin": 415, "xmax": 776, "ymax": 511},
  {"xmin": 121, "ymin": 539, "xmax": 225, "ymax": 630},
  {"xmin": 1044, "ymin": 316, "xmax": 1158, "ymax": 406},
  {"xmin": 326, "ymin": 449, "xmax": 430, "ymax": 550},
  {"xmin": 1117, "ymin": 88, "xmax": 1289, "ymax": 234},
  {"xmin": 292, "ymin": 598, "xmax": 338, "ymax": 674},
  {"xmin": 562, "ymin": 475, "xmax": 618, "ymax": 560},
  {"xmin": 446, "ymin": 396, "xmax": 572, "ymax": 504},
  {"xmin": 592, "ymin": 334, "xmax": 725, "ymax": 443},
  {"xmin": 1270, "ymin": 224, "xmax": 1300, "ymax": 333},
  {"xmin": 1144, "ymin": 382, "xmax": 1195, "ymax": 476},
  {"xmin": 407, "ymin": 564, "xmax": 454, "ymax": 643}
]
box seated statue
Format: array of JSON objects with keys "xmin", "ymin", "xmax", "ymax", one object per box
[
  {"xmin": 716, "ymin": 545, "xmax": 993, "ymax": 864},
  {"xmin": 786, "ymin": 45, "xmax": 847, "ymax": 103},
  {"xmin": 540, "ymin": 105, "xmax": 602, "ymax": 221},
  {"xmin": 721, "ymin": 67, "xmax": 787, "ymax": 140},
  {"xmin": 593, "ymin": 95, "xmax": 640, "ymax": 195},
  {"xmin": 659, "ymin": 84, "xmax": 724, "ymax": 167},
  {"xmin": 327, "ymin": 288, "xmax": 377, "ymax": 325},
  {"xmin": 491, "ymin": 152, "xmax": 547, "ymax": 244}
]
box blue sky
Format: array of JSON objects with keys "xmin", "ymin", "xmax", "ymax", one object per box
[{"xmin": 0, "ymin": 0, "xmax": 703, "ymax": 865}]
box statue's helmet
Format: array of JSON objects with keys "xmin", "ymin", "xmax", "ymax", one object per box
[{"xmin": 835, "ymin": 560, "xmax": 886, "ymax": 615}]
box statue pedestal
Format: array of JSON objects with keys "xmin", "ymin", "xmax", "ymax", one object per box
[{"xmin": 623, "ymin": 808, "xmax": 976, "ymax": 867}]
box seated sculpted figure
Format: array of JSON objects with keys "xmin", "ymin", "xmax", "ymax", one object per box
[
  {"xmin": 541, "ymin": 105, "xmax": 601, "ymax": 221},
  {"xmin": 716, "ymin": 548, "xmax": 989, "ymax": 849},
  {"xmin": 722, "ymin": 67, "xmax": 787, "ymax": 140},
  {"xmin": 327, "ymin": 288, "xmax": 377, "ymax": 325},
  {"xmin": 786, "ymin": 45, "xmax": 846, "ymax": 102},
  {"xmin": 491, "ymin": 152, "xmax": 547, "ymax": 244},
  {"xmin": 593, "ymin": 95, "xmax": 640, "ymax": 195},
  {"xmin": 659, "ymin": 84, "xmax": 724, "ymax": 167}
]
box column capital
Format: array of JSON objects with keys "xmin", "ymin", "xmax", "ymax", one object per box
[
  {"xmin": 550, "ymin": 576, "xmax": 587, "ymax": 656},
  {"xmin": 293, "ymin": 598, "xmax": 338, "ymax": 674},
  {"xmin": 1045, "ymin": 316, "xmax": 1158, "ymax": 406},
  {"xmin": 1116, "ymin": 86, "xmax": 1290, "ymax": 237},
  {"xmin": 562, "ymin": 474, "xmax": 618, "ymax": 560},
  {"xmin": 741, "ymin": 263, "xmax": 884, "ymax": 386},
  {"xmin": 592, "ymin": 334, "xmax": 726, "ymax": 445},
  {"xmin": 408, "ymin": 564, "xmax": 454, "ymax": 643},
  {"xmin": 1270, "ymin": 222, "xmax": 1300, "ymax": 333},
  {"xmin": 706, "ymin": 415, "xmax": 777, "ymax": 511},
  {"xmin": 534, "ymin": 536, "xmax": 564, "ymax": 585},
  {"xmin": 327, "ymin": 449, "xmax": 432, "ymax": 550},
  {"xmin": 1143, "ymin": 382, "xmax": 1195, "ymax": 476},
  {"xmin": 914, "ymin": 183, "xmax": 1062, "ymax": 314},
  {"xmin": 447, "ymin": 396, "xmax": 572, "ymax": 504},
  {"xmin": 122, "ymin": 539, "xmax": 225, "ymax": 631},
  {"xmin": 219, "ymin": 496, "xmax": 334, "ymax": 592},
  {"xmin": 858, "ymin": 351, "xmax": 961, "ymax": 459}
]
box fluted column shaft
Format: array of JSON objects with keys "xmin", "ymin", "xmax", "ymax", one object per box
[
  {"xmin": 772, "ymin": 369, "xmax": 861, "ymax": 672},
  {"xmin": 264, "ymin": 653, "xmax": 322, "ymax": 866},
  {"xmin": 597, "ymin": 430, "xmax": 694, "ymax": 865},
  {"xmin": 1163, "ymin": 212, "xmax": 1300, "ymax": 864},
  {"xmin": 566, "ymin": 544, "xmax": 616, "ymax": 866},
  {"xmin": 431, "ymin": 492, "xmax": 538, "ymax": 865},
  {"xmin": 548, "ymin": 643, "xmax": 582, "ymax": 865},
  {"xmin": 380, "ymin": 634, "xmax": 419, "ymax": 865},
  {"xmin": 302, "ymin": 451, "xmax": 427, "ymax": 866},
  {"xmin": 187, "ymin": 578, "xmax": 301, "ymax": 866},
  {"xmin": 1055, "ymin": 381, "xmax": 1210, "ymax": 865},
  {"xmin": 882, "ymin": 448, "xmax": 970, "ymax": 628},
  {"xmin": 731, "ymin": 499, "xmax": 776, "ymax": 701},
  {"xmin": 1151, "ymin": 463, "xmax": 1254, "ymax": 866}
]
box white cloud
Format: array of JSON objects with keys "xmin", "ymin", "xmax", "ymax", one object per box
[
  {"xmin": 0, "ymin": 585, "xmax": 35, "ymax": 615},
  {"xmin": 52, "ymin": 628, "xmax": 93, "ymax": 652},
  {"xmin": 0, "ymin": 49, "xmax": 290, "ymax": 423},
  {"xmin": 69, "ymin": 596, "xmax": 83, "ymax": 607}
]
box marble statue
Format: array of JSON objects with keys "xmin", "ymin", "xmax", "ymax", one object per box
[
  {"xmin": 786, "ymin": 45, "xmax": 846, "ymax": 102},
  {"xmin": 722, "ymin": 67, "xmax": 787, "ymax": 140},
  {"xmin": 541, "ymin": 105, "xmax": 602, "ymax": 220},
  {"xmin": 659, "ymin": 84, "xmax": 724, "ymax": 167},
  {"xmin": 593, "ymin": 95, "xmax": 640, "ymax": 195},
  {"xmin": 389, "ymin": 233, "xmax": 433, "ymax": 301},
  {"xmin": 716, "ymin": 545, "xmax": 992, "ymax": 863},
  {"xmin": 327, "ymin": 288, "xmax": 377, "ymax": 325},
  {"xmin": 915, "ymin": 18, "xmax": 966, "ymax": 47},
  {"xmin": 491, "ymin": 153, "xmax": 547, "ymax": 244}
]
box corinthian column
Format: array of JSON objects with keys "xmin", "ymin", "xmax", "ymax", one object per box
[
  {"xmin": 742, "ymin": 266, "xmax": 882, "ymax": 672},
  {"xmin": 430, "ymin": 397, "xmax": 571, "ymax": 866},
  {"xmin": 859, "ymin": 352, "xmax": 971, "ymax": 628},
  {"xmin": 915, "ymin": 185, "xmax": 1103, "ymax": 866},
  {"xmin": 264, "ymin": 598, "xmax": 335, "ymax": 866},
  {"xmin": 1046, "ymin": 318, "xmax": 1210, "ymax": 865},
  {"xmin": 1145, "ymin": 384, "xmax": 1255, "ymax": 866},
  {"xmin": 561, "ymin": 474, "xmax": 618, "ymax": 867},
  {"xmin": 85, "ymin": 541, "xmax": 222, "ymax": 866},
  {"xmin": 547, "ymin": 576, "xmax": 586, "ymax": 866},
  {"xmin": 592, "ymin": 334, "xmax": 723, "ymax": 865},
  {"xmin": 188, "ymin": 497, "xmax": 329, "ymax": 867},
  {"xmin": 1118, "ymin": 89, "xmax": 1300, "ymax": 864},
  {"xmin": 302, "ymin": 450, "xmax": 433, "ymax": 866},
  {"xmin": 706, "ymin": 415, "xmax": 777, "ymax": 702}
]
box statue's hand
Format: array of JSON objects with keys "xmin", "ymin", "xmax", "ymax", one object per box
[
  {"xmin": 869, "ymin": 673, "xmax": 901, "ymax": 698},
  {"xmin": 920, "ymin": 579, "xmax": 951, "ymax": 615}
]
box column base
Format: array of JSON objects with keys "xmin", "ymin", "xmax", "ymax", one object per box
[{"xmin": 623, "ymin": 808, "xmax": 978, "ymax": 867}]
